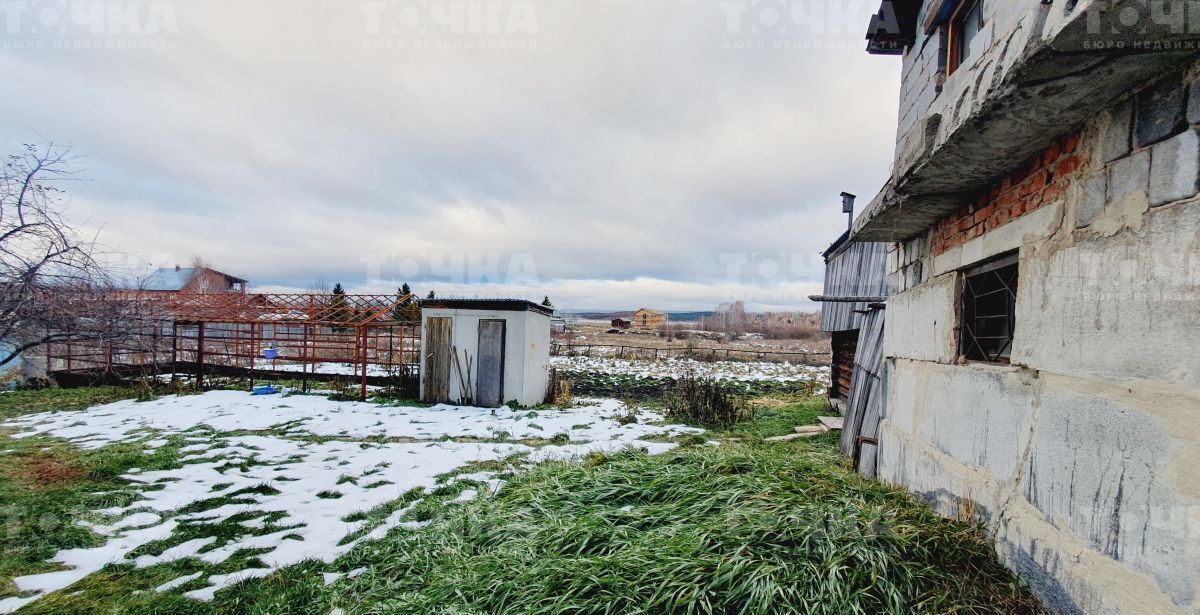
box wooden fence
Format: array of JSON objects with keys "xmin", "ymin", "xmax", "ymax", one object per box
[{"xmin": 550, "ymin": 342, "xmax": 830, "ymax": 365}]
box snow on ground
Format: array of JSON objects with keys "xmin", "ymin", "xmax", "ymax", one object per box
[
  {"xmin": 0, "ymin": 392, "xmax": 700, "ymax": 612},
  {"xmin": 551, "ymin": 355, "xmax": 829, "ymax": 383},
  {"xmin": 266, "ymin": 361, "xmax": 395, "ymax": 377}
]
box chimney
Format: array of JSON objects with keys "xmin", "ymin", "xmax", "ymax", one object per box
[{"xmin": 840, "ymin": 192, "xmax": 857, "ymax": 230}]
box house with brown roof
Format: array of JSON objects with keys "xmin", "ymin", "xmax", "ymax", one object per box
[{"xmin": 140, "ymin": 266, "xmax": 248, "ymax": 294}]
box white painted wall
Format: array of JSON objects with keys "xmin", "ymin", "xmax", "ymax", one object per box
[{"xmin": 419, "ymin": 307, "xmax": 551, "ymax": 407}]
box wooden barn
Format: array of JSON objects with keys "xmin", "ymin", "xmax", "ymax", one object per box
[
  {"xmin": 631, "ymin": 308, "xmax": 667, "ymax": 330},
  {"xmin": 810, "ymin": 231, "xmax": 890, "ymax": 476}
]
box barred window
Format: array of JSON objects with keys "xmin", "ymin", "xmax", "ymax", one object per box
[{"xmin": 959, "ymin": 253, "xmax": 1018, "ymax": 363}]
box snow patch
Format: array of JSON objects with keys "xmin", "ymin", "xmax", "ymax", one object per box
[{"xmin": 0, "ymin": 392, "xmax": 700, "ymax": 609}]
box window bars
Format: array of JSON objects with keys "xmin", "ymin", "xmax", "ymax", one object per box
[{"xmin": 960, "ymin": 253, "xmax": 1019, "ymax": 363}]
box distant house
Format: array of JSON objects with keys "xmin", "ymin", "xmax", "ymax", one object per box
[
  {"xmin": 610, "ymin": 318, "xmax": 631, "ymax": 329},
  {"xmin": 140, "ymin": 266, "xmax": 248, "ymax": 294},
  {"xmin": 631, "ymin": 308, "xmax": 667, "ymax": 330}
]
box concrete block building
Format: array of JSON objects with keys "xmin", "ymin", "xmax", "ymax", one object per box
[{"xmin": 839, "ymin": 1, "xmax": 1200, "ymax": 612}]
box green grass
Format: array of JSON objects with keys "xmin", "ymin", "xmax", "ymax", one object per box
[
  {"xmin": 0, "ymin": 388, "xmax": 1044, "ymax": 614},
  {"xmin": 0, "ymin": 386, "xmax": 140, "ymax": 419},
  {"xmin": 308, "ymin": 398, "xmax": 1042, "ymax": 614},
  {"xmin": 0, "ymin": 432, "xmax": 184, "ymax": 598},
  {"xmin": 730, "ymin": 396, "xmax": 837, "ymax": 440},
  {"xmin": 318, "ymin": 443, "xmax": 1042, "ymax": 614}
]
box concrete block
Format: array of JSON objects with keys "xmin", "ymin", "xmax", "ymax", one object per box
[
  {"xmin": 1075, "ymin": 172, "xmax": 1108, "ymax": 228},
  {"xmin": 1135, "ymin": 77, "xmax": 1188, "ymax": 148},
  {"xmin": 1149, "ymin": 127, "xmax": 1200, "ymax": 207},
  {"xmin": 883, "ymin": 274, "xmax": 958, "ymax": 364},
  {"xmin": 1097, "ymin": 98, "xmax": 1133, "ymax": 164},
  {"xmin": 1013, "ymin": 202, "xmax": 1200, "ymax": 391},
  {"xmin": 912, "ymin": 363, "xmax": 1031, "ymax": 480},
  {"xmin": 1105, "ymin": 149, "xmax": 1150, "ymax": 208},
  {"xmin": 792, "ymin": 425, "xmax": 828, "ymax": 435},
  {"xmin": 1019, "ymin": 386, "xmax": 1199, "ymax": 606}
]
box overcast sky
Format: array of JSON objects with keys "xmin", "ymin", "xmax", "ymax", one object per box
[{"xmin": 0, "ymin": 0, "xmax": 900, "ymax": 311}]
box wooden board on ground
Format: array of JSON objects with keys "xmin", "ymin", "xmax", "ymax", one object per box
[
  {"xmin": 817, "ymin": 416, "xmax": 844, "ymax": 431},
  {"xmin": 767, "ymin": 430, "xmax": 826, "ymax": 442}
]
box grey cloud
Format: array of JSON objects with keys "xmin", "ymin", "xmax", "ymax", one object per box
[{"xmin": 0, "ymin": 0, "xmax": 898, "ymax": 311}]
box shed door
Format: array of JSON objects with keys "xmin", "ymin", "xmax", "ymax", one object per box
[
  {"xmin": 830, "ymin": 330, "xmax": 859, "ymax": 399},
  {"xmin": 423, "ymin": 317, "xmax": 453, "ymax": 403},
  {"xmin": 476, "ymin": 320, "xmax": 506, "ymax": 407}
]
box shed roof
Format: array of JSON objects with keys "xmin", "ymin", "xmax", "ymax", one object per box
[
  {"xmin": 821, "ymin": 229, "xmax": 853, "ymax": 260},
  {"xmin": 420, "ymin": 298, "xmax": 554, "ymax": 315}
]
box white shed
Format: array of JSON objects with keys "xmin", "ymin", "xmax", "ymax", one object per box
[{"xmin": 419, "ymin": 299, "xmax": 553, "ymax": 408}]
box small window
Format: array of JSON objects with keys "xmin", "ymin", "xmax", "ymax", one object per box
[
  {"xmin": 959, "ymin": 252, "xmax": 1018, "ymax": 363},
  {"xmin": 948, "ymin": 0, "xmax": 983, "ymax": 75}
]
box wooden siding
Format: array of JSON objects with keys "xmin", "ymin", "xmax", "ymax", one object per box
[
  {"xmin": 819, "ymin": 242, "xmax": 891, "ymax": 332},
  {"xmin": 838, "ymin": 307, "xmax": 886, "ymax": 478},
  {"xmin": 423, "ymin": 317, "xmax": 452, "ymax": 403},
  {"xmin": 632, "ymin": 309, "xmax": 668, "ymax": 329}
]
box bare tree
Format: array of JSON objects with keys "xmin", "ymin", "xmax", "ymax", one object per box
[
  {"xmin": 0, "ymin": 143, "xmax": 110, "ymax": 370},
  {"xmin": 703, "ymin": 301, "xmax": 748, "ymax": 337},
  {"xmin": 305, "ymin": 278, "xmax": 333, "ymax": 294},
  {"xmin": 184, "ymin": 255, "xmax": 225, "ymax": 294}
]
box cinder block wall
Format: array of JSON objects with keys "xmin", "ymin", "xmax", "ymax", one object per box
[{"xmin": 877, "ymin": 65, "xmax": 1200, "ymax": 615}]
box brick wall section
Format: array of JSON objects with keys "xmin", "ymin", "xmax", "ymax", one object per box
[{"xmin": 930, "ymin": 133, "xmax": 1086, "ymax": 256}]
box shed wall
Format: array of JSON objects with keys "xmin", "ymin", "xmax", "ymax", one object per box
[
  {"xmin": 819, "ymin": 241, "xmax": 890, "ymax": 332},
  {"xmin": 419, "ymin": 308, "xmax": 551, "ymax": 407}
]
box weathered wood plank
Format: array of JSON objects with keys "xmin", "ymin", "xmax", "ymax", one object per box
[
  {"xmin": 476, "ymin": 319, "xmax": 505, "ymax": 407},
  {"xmin": 423, "ymin": 317, "xmax": 452, "ymax": 403},
  {"xmin": 820, "ymin": 241, "xmax": 891, "ymax": 333}
]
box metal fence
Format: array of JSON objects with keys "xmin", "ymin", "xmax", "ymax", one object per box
[{"xmin": 43, "ymin": 291, "xmax": 421, "ymax": 399}]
